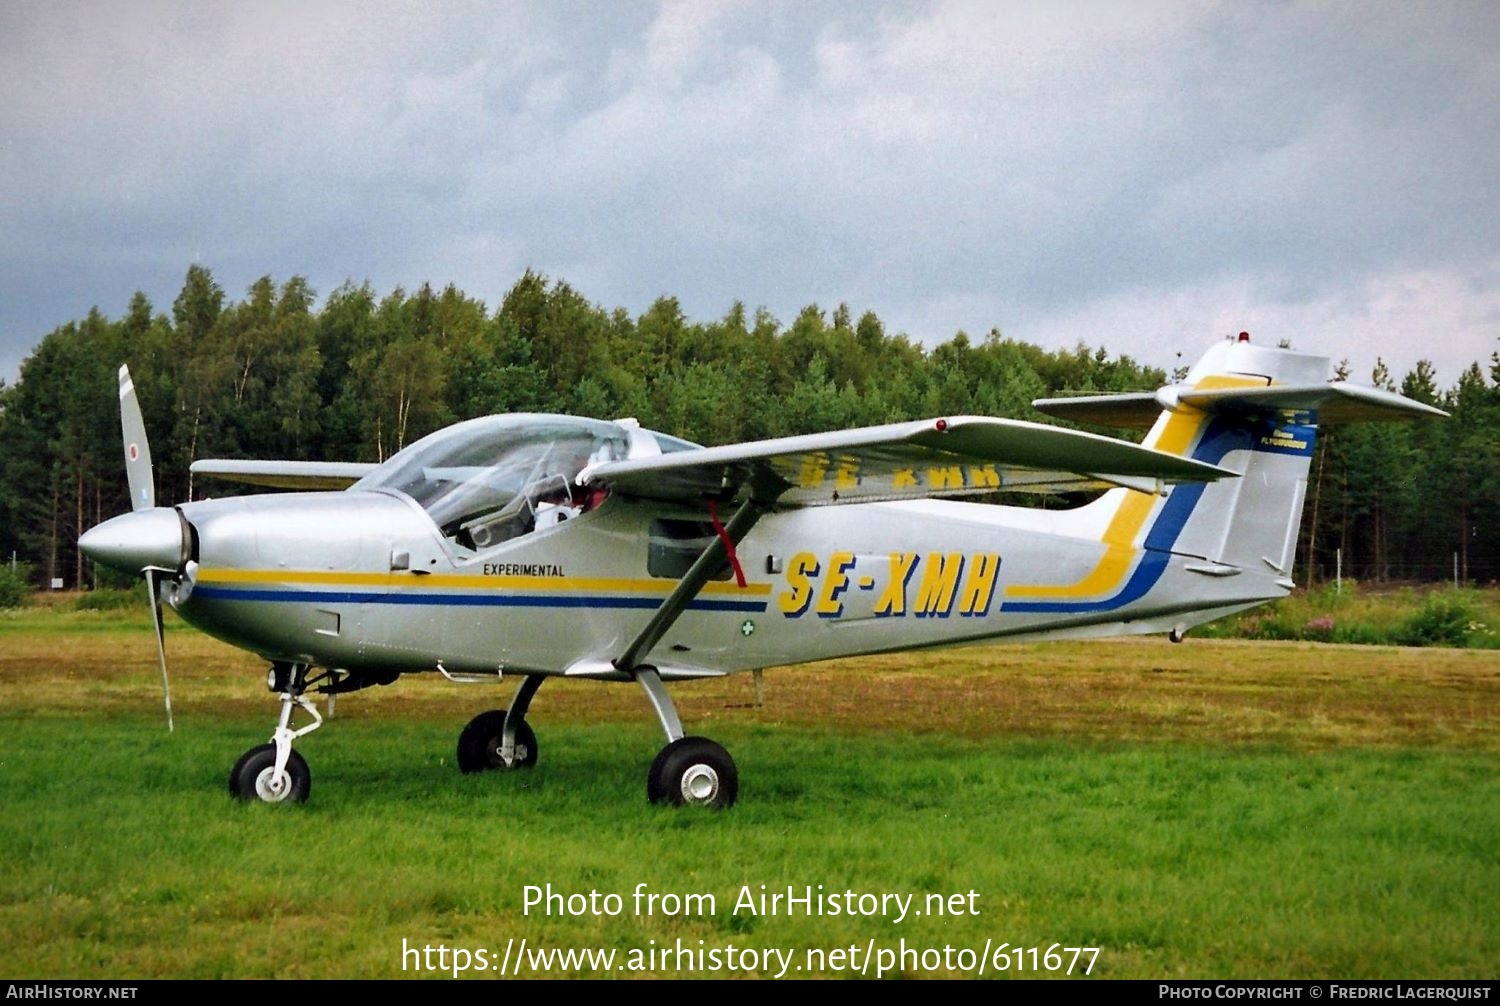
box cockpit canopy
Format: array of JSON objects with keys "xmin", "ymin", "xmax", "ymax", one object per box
[
  {"xmin": 353, "ymin": 415, "xmax": 636, "ymax": 550},
  {"xmin": 354, "ymin": 415, "xmax": 701, "ymax": 550}
]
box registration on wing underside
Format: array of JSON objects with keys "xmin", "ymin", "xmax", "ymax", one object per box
[
  {"xmin": 767, "ymin": 453, "xmax": 1120, "ymax": 505},
  {"xmin": 580, "ymin": 416, "xmax": 1234, "ymax": 507}
]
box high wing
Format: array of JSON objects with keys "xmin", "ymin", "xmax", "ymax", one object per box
[
  {"xmin": 1033, "ymin": 383, "xmax": 1448, "ymax": 431},
  {"xmin": 190, "ymin": 459, "xmax": 378, "ymax": 491},
  {"xmin": 578, "ymin": 416, "xmax": 1235, "ymax": 507}
]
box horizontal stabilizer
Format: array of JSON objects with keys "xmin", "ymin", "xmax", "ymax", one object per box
[
  {"xmin": 1028, "ymin": 392, "xmax": 1161, "ymax": 430},
  {"xmin": 1034, "ymin": 382, "xmax": 1447, "ymax": 430},
  {"xmin": 580, "ymin": 416, "xmax": 1234, "ymax": 507},
  {"xmin": 190, "ymin": 459, "xmax": 377, "ymax": 491}
]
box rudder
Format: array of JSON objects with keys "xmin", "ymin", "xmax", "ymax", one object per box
[{"xmin": 1034, "ymin": 335, "xmax": 1444, "ymax": 581}]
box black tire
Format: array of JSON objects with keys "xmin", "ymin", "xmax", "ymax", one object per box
[
  {"xmin": 647, "ymin": 736, "xmax": 738, "ymax": 809},
  {"xmin": 456, "ymin": 710, "xmax": 539, "ymax": 774},
  {"xmin": 228, "ymin": 743, "xmax": 311, "ymax": 804}
]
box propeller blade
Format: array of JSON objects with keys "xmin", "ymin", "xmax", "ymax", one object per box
[
  {"xmin": 145, "ymin": 569, "xmax": 174, "ymax": 733},
  {"xmin": 119, "ymin": 365, "xmax": 155, "ymax": 512}
]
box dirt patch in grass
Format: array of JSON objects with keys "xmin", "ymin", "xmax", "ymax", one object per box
[{"xmin": 3, "ymin": 615, "xmax": 1496, "ymax": 753}]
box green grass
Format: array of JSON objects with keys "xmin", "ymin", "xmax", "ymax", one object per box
[
  {"xmin": 1195, "ymin": 584, "xmax": 1500, "ymax": 649},
  {"xmin": 0, "ymin": 610, "xmax": 1497, "ymax": 979},
  {"xmin": 0, "ymin": 716, "xmax": 1494, "ymax": 979}
]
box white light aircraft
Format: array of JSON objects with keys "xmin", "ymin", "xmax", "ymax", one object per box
[{"xmin": 79, "ymin": 334, "xmax": 1443, "ymax": 807}]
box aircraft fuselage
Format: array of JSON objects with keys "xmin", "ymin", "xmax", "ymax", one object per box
[{"xmin": 171, "ymin": 488, "xmax": 1284, "ymax": 680}]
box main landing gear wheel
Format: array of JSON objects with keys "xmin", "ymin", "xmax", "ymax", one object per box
[
  {"xmin": 228, "ymin": 743, "xmax": 311, "ymax": 804},
  {"xmin": 647, "ymin": 737, "xmax": 738, "ymax": 809},
  {"xmin": 457, "ymin": 710, "xmax": 539, "ymax": 773}
]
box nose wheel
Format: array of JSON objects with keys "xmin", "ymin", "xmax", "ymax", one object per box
[
  {"xmin": 229, "ymin": 662, "xmax": 321, "ymax": 804},
  {"xmin": 229, "ymin": 743, "xmax": 311, "ymax": 803}
]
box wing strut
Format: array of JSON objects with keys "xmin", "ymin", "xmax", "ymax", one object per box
[{"xmin": 614, "ymin": 497, "xmax": 765, "ymax": 675}]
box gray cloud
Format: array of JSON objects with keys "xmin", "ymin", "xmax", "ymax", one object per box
[{"xmin": 3, "ymin": 0, "xmax": 1496, "ymax": 389}]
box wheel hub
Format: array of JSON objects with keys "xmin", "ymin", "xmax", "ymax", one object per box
[
  {"xmin": 254, "ymin": 767, "xmax": 293, "ymax": 802},
  {"xmin": 490, "ymin": 739, "xmax": 530, "ymax": 767},
  {"xmin": 680, "ymin": 764, "xmax": 720, "ymax": 804}
]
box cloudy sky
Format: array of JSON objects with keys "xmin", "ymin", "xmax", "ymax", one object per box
[{"xmin": 2, "ymin": 0, "xmax": 1496, "ymax": 390}]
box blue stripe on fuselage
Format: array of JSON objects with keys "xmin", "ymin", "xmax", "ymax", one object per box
[{"xmin": 192, "ymin": 585, "xmax": 767, "ymax": 613}]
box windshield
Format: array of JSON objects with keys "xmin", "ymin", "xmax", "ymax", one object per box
[{"xmin": 353, "ymin": 415, "xmax": 630, "ymax": 549}]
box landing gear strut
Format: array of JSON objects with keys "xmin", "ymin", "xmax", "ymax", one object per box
[
  {"xmin": 636, "ymin": 666, "xmax": 738, "ymax": 809},
  {"xmin": 229, "ymin": 661, "xmax": 322, "ymax": 804},
  {"xmin": 457, "ymin": 674, "xmax": 544, "ymax": 773}
]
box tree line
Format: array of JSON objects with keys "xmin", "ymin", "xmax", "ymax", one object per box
[{"xmin": 1, "ymin": 266, "xmax": 1494, "ymax": 591}]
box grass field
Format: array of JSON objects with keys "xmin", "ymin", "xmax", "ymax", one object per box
[{"xmin": 1, "ymin": 606, "xmax": 1497, "ymax": 979}]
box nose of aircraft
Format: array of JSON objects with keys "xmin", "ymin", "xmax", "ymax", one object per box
[{"xmin": 79, "ymin": 507, "xmax": 190, "ymax": 575}]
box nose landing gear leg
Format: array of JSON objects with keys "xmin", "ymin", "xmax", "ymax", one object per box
[{"xmin": 229, "ymin": 662, "xmax": 322, "ymax": 804}]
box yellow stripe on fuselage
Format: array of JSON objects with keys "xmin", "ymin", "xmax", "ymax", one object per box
[
  {"xmin": 1002, "ymin": 374, "xmax": 1266, "ymax": 600},
  {"xmin": 196, "ymin": 567, "xmax": 772, "ymax": 596}
]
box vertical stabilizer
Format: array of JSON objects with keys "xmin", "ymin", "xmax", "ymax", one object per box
[
  {"xmin": 1030, "ymin": 335, "xmax": 1443, "ymax": 587},
  {"xmin": 1154, "ymin": 340, "xmax": 1323, "ymax": 574}
]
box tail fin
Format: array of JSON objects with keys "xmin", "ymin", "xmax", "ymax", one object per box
[{"xmin": 1033, "ymin": 335, "xmax": 1445, "ymax": 580}]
